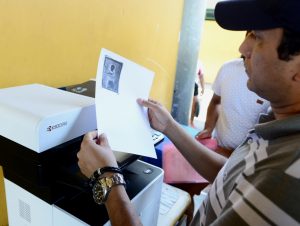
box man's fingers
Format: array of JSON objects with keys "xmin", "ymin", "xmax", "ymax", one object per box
[
  {"xmin": 196, "ymin": 132, "xmax": 211, "ymax": 140},
  {"xmin": 137, "ymin": 98, "xmax": 158, "ymax": 109},
  {"xmin": 98, "ymin": 133, "xmax": 110, "ymax": 147},
  {"xmin": 148, "ymin": 98, "xmax": 158, "ymax": 104},
  {"xmin": 149, "ymin": 98, "xmax": 163, "ymax": 106},
  {"xmin": 84, "ymin": 130, "xmax": 98, "ymax": 141}
]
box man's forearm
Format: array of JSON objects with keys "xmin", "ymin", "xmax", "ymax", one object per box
[
  {"xmin": 204, "ymin": 94, "xmax": 221, "ymax": 132},
  {"xmin": 165, "ymin": 121, "xmax": 227, "ymax": 183},
  {"xmin": 105, "ymin": 186, "xmax": 142, "ymax": 226},
  {"xmin": 200, "ymin": 76, "xmax": 205, "ymax": 93}
]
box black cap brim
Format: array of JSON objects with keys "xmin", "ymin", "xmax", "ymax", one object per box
[{"xmin": 215, "ymin": 0, "xmax": 280, "ymax": 31}]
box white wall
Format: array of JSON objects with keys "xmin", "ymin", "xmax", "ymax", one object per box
[{"xmin": 207, "ymin": 0, "xmax": 219, "ymax": 9}]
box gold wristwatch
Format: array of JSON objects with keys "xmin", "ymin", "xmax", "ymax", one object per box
[{"xmin": 92, "ymin": 173, "xmax": 126, "ymax": 205}]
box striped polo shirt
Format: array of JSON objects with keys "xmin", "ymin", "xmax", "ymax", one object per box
[{"xmin": 191, "ymin": 114, "xmax": 300, "ymax": 226}]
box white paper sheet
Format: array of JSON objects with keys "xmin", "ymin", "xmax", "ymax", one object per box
[{"xmin": 95, "ymin": 48, "xmax": 157, "ymax": 158}]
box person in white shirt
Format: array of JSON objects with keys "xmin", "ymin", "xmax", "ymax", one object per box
[{"xmin": 196, "ymin": 57, "xmax": 270, "ymax": 155}]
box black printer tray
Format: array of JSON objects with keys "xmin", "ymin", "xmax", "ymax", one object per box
[{"xmin": 0, "ymin": 134, "xmax": 142, "ymax": 205}]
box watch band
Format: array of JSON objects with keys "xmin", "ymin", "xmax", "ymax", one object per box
[
  {"xmin": 89, "ymin": 166, "xmax": 123, "ymax": 187},
  {"xmin": 92, "ymin": 173, "xmax": 126, "ymax": 205}
]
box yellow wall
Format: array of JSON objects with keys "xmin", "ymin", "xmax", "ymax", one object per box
[
  {"xmin": 199, "ymin": 20, "xmax": 245, "ymax": 83},
  {"xmin": 0, "ymin": 167, "xmax": 8, "ymax": 226},
  {"xmin": 0, "ymin": 1, "xmax": 184, "ymax": 225},
  {"xmin": 0, "ymin": 0, "xmax": 184, "ymax": 109}
]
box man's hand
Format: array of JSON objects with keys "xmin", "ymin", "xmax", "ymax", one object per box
[
  {"xmin": 195, "ymin": 129, "xmax": 212, "ymax": 141},
  {"xmin": 78, "ymin": 133, "xmax": 143, "ymax": 226},
  {"xmin": 137, "ymin": 98, "xmax": 175, "ymax": 134},
  {"xmin": 77, "ymin": 131, "xmax": 118, "ymax": 178}
]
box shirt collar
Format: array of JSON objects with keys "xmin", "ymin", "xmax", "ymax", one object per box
[{"xmin": 255, "ymin": 113, "xmax": 300, "ymax": 140}]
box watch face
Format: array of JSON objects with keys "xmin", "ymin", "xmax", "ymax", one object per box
[
  {"xmin": 92, "ymin": 180, "xmax": 108, "ymax": 205},
  {"xmin": 92, "ymin": 173, "xmax": 126, "ymax": 205}
]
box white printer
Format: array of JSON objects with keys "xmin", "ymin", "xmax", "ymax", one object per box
[{"xmin": 0, "ymin": 84, "xmax": 163, "ymax": 226}]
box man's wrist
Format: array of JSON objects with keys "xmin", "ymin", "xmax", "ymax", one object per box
[
  {"xmin": 203, "ymin": 125, "xmax": 213, "ymax": 133},
  {"xmin": 89, "ymin": 166, "xmax": 123, "ymax": 187},
  {"xmin": 164, "ymin": 118, "xmax": 178, "ymax": 137},
  {"xmin": 92, "ymin": 173, "xmax": 126, "ymax": 205},
  {"xmin": 105, "ymin": 184, "xmax": 128, "ymax": 207}
]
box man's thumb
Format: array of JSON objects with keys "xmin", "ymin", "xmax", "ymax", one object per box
[{"xmin": 98, "ymin": 133, "xmax": 110, "ymax": 147}]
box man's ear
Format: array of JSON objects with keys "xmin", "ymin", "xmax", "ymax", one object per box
[
  {"xmin": 292, "ymin": 56, "xmax": 300, "ymax": 82},
  {"xmin": 292, "ymin": 72, "xmax": 300, "ymax": 82}
]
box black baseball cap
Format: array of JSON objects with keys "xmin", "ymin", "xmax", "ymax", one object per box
[{"xmin": 215, "ymin": 0, "xmax": 300, "ymax": 33}]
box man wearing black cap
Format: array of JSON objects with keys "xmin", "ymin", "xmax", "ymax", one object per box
[{"xmin": 77, "ymin": 0, "xmax": 300, "ymax": 225}]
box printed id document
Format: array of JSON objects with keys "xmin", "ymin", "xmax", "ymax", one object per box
[{"xmin": 95, "ymin": 48, "xmax": 157, "ymax": 158}]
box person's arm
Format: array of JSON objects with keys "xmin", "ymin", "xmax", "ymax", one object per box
[
  {"xmin": 106, "ymin": 186, "xmax": 142, "ymax": 226},
  {"xmin": 137, "ymin": 98, "xmax": 226, "ymax": 183},
  {"xmin": 77, "ymin": 132, "xmax": 142, "ymax": 226},
  {"xmin": 199, "ymin": 73, "xmax": 205, "ymax": 95},
  {"xmin": 196, "ymin": 93, "xmax": 221, "ymax": 139},
  {"xmin": 190, "ymin": 83, "xmax": 199, "ymax": 125}
]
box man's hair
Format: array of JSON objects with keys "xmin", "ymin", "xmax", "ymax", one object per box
[{"xmin": 278, "ymin": 29, "xmax": 300, "ymax": 61}]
